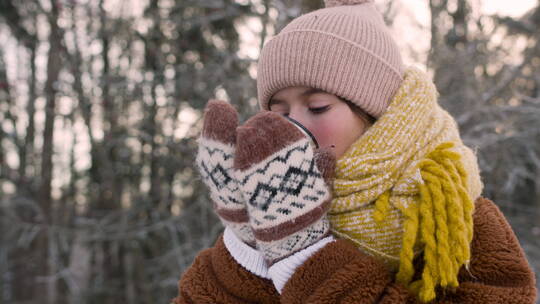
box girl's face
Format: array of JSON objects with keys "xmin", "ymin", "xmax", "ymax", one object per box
[{"xmin": 269, "ymin": 86, "xmax": 373, "ymax": 159}]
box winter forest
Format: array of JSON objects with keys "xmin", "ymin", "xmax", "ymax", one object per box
[{"xmin": 0, "ymin": 0, "xmax": 539, "ymax": 303}]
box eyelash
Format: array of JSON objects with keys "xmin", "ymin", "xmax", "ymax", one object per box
[
  {"xmin": 282, "ymin": 106, "xmax": 330, "ymax": 116},
  {"xmin": 310, "ymin": 105, "xmax": 330, "ymax": 114}
]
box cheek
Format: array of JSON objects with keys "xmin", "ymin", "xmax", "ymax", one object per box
[
  {"xmin": 308, "ymin": 119, "xmax": 341, "ymax": 149},
  {"xmin": 306, "ymin": 113, "xmax": 368, "ymax": 157}
]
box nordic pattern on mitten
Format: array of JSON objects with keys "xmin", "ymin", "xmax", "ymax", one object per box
[
  {"xmin": 196, "ymin": 99, "xmax": 255, "ymax": 246},
  {"xmin": 234, "ymin": 111, "xmax": 333, "ymax": 264},
  {"xmin": 257, "ymin": 219, "xmax": 330, "ymax": 263}
]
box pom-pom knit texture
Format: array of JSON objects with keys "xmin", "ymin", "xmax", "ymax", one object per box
[{"xmin": 324, "ymin": 0, "xmax": 373, "ymax": 8}]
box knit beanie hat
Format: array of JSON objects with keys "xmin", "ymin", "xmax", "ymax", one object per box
[{"xmin": 257, "ymin": 0, "xmax": 405, "ymax": 118}]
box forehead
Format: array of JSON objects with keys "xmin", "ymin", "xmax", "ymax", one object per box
[{"xmin": 270, "ymin": 87, "xmax": 327, "ymax": 105}]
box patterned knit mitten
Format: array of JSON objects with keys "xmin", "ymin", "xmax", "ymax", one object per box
[
  {"xmin": 234, "ymin": 111, "xmax": 336, "ymax": 265},
  {"xmin": 195, "ymin": 99, "xmax": 255, "ymax": 246}
]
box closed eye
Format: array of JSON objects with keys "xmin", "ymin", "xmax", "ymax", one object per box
[
  {"xmin": 275, "ymin": 105, "xmax": 330, "ymax": 116},
  {"xmin": 309, "ymin": 105, "xmax": 330, "ymax": 114}
]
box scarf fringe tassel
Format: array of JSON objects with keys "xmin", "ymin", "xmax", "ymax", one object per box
[{"xmin": 374, "ymin": 141, "xmax": 475, "ymax": 303}]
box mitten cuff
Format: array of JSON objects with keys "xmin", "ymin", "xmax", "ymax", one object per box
[
  {"xmin": 268, "ymin": 236, "xmax": 335, "ymax": 293},
  {"xmin": 223, "ymin": 227, "xmax": 270, "ymax": 279}
]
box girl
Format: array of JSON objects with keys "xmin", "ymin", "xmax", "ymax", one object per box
[{"xmin": 173, "ymin": 0, "xmax": 537, "ymax": 303}]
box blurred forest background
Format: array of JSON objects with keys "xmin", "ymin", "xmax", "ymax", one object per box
[{"xmin": 0, "ymin": 0, "xmax": 539, "ymax": 303}]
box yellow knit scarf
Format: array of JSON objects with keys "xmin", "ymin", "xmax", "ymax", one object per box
[{"xmin": 328, "ymin": 66, "xmax": 484, "ymax": 302}]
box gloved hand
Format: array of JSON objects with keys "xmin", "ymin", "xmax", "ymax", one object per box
[
  {"xmin": 234, "ymin": 111, "xmax": 336, "ymax": 265},
  {"xmin": 195, "ymin": 99, "xmax": 255, "ymax": 246}
]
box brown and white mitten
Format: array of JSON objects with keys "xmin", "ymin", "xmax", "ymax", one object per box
[
  {"xmin": 195, "ymin": 99, "xmax": 255, "ymax": 247},
  {"xmin": 234, "ymin": 111, "xmax": 336, "ymax": 277}
]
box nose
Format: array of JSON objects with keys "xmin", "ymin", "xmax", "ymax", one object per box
[
  {"xmin": 285, "ymin": 113, "xmax": 319, "ymax": 149},
  {"xmin": 287, "ymin": 108, "xmax": 308, "ymax": 129}
]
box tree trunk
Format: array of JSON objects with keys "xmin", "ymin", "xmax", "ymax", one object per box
[
  {"xmin": 36, "ymin": 1, "xmax": 63, "ymax": 302},
  {"xmin": 19, "ymin": 45, "xmax": 37, "ymax": 195}
]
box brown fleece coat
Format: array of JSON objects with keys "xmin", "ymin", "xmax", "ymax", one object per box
[{"xmin": 172, "ymin": 197, "xmax": 537, "ymax": 303}]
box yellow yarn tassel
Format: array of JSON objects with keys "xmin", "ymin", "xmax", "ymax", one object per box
[
  {"xmin": 396, "ymin": 142, "xmax": 474, "ymax": 302},
  {"xmin": 395, "ymin": 202, "xmax": 419, "ymax": 285},
  {"xmin": 420, "ymin": 169, "xmax": 453, "ymax": 287},
  {"xmin": 374, "ymin": 190, "xmax": 391, "ymax": 225}
]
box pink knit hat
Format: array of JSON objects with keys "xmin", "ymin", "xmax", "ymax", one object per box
[{"xmin": 257, "ymin": 0, "xmax": 405, "ymax": 118}]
